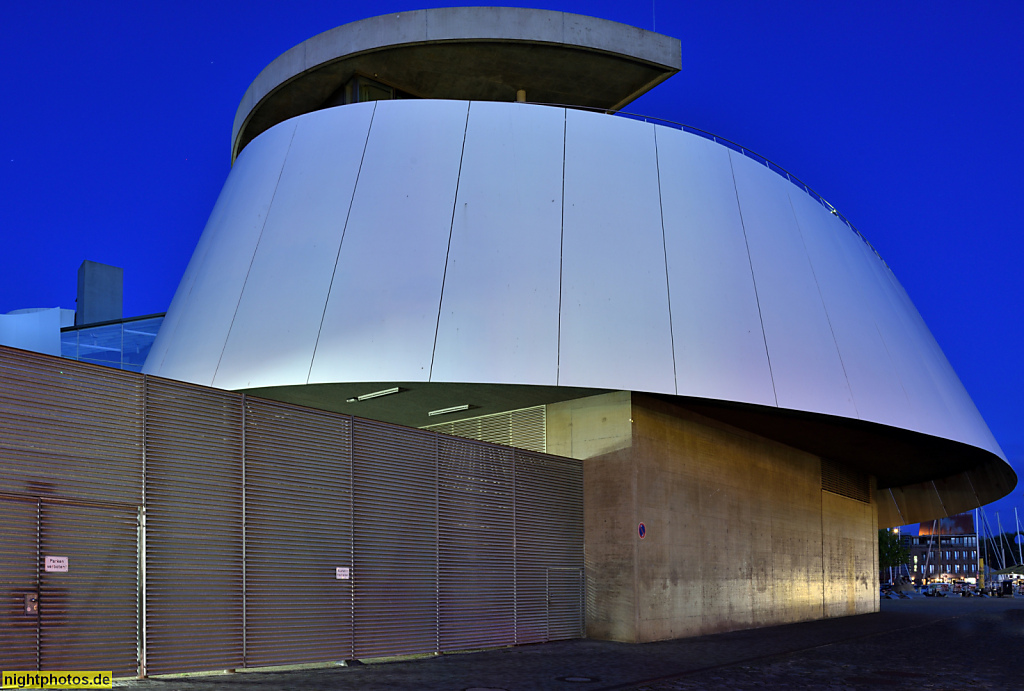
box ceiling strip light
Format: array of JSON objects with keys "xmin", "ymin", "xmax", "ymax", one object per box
[
  {"xmin": 427, "ymin": 404, "xmax": 470, "ymax": 417},
  {"xmin": 347, "ymin": 386, "xmax": 401, "ymax": 403}
]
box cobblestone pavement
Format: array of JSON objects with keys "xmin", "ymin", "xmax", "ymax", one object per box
[{"xmin": 117, "ymin": 598, "xmax": 1024, "ymax": 690}]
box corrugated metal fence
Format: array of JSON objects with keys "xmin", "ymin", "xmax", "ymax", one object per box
[{"xmin": 0, "ymin": 346, "xmax": 584, "ymax": 677}]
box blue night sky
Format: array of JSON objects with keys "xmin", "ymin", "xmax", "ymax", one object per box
[{"xmin": 2, "ymin": 2, "xmax": 1022, "ymax": 530}]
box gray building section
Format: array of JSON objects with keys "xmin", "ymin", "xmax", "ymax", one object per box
[{"xmin": 75, "ymin": 260, "xmax": 122, "ymax": 326}]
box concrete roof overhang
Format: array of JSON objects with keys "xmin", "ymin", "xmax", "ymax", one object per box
[
  {"xmin": 231, "ymin": 7, "xmax": 682, "ymax": 161},
  {"xmin": 672, "ymin": 395, "xmax": 1016, "ymax": 528},
  {"xmin": 243, "ymin": 380, "xmax": 1015, "ymax": 529}
]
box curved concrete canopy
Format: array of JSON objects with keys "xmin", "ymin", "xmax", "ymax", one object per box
[
  {"xmin": 232, "ymin": 7, "xmax": 681, "ymax": 160},
  {"xmin": 149, "ymin": 100, "xmax": 1014, "ymax": 527}
]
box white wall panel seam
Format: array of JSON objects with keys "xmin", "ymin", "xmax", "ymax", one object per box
[
  {"xmin": 787, "ymin": 193, "xmax": 859, "ymax": 418},
  {"xmin": 556, "ymin": 109, "xmax": 567, "ymax": 386},
  {"xmin": 305, "ymin": 103, "xmax": 378, "ymax": 385},
  {"xmin": 211, "ymin": 125, "xmax": 298, "ymax": 385},
  {"xmin": 872, "ymin": 321, "xmax": 914, "ymax": 412},
  {"xmin": 652, "ymin": 128, "xmax": 679, "ymax": 394},
  {"xmin": 429, "ymin": 103, "xmax": 472, "ymax": 381},
  {"xmin": 726, "ymin": 152, "xmax": 778, "ymax": 406}
]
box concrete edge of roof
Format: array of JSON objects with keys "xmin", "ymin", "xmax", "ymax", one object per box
[{"xmin": 230, "ymin": 7, "xmax": 682, "ymax": 160}]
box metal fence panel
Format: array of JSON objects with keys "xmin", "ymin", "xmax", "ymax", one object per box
[
  {"xmin": 244, "ymin": 398, "xmax": 353, "ymax": 667},
  {"xmin": 38, "ymin": 500, "xmax": 138, "ymax": 676},
  {"xmin": 144, "ymin": 379, "xmax": 243, "ymax": 674},
  {"xmin": 352, "ymin": 419, "xmax": 438, "ymax": 658},
  {"xmin": 438, "ymin": 437, "xmax": 515, "ymax": 651},
  {"xmin": 0, "ymin": 496, "xmax": 38, "ymax": 670},
  {"xmin": 514, "ymin": 450, "xmax": 584, "ymax": 643},
  {"xmin": 0, "ymin": 349, "xmax": 143, "ymax": 505},
  {"xmin": 423, "ymin": 405, "xmax": 546, "ymax": 453}
]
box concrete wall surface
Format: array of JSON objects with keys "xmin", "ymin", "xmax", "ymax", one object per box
[{"xmin": 549, "ymin": 392, "xmax": 878, "ymax": 643}]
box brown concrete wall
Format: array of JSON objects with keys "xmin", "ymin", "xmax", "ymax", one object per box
[
  {"xmin": 821, "ymin": 489, "xmax": 879, "ymax": 617},
  {"xmin": 548, "ymin": 392, "xmax": 879, "ymax": 643},
  {"xmin": 547, "ymin": 391, "xmax": 637, "ymax": 641}
]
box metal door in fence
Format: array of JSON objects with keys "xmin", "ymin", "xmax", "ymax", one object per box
[
  {"xmin": 0, "ymin": 496, "xmax": 138, "ymax": 676},
  {"xmin": 547, "ymin": 567, "xmax": 585, "ymax": 640}
]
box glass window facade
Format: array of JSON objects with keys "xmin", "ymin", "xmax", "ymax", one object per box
[{"xmin": 61, "ymin": 315, "xmax": 164, "ymax": 372}]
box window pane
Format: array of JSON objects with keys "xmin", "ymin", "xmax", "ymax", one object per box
[
  {"xmin": 122, "ymin": 317, "xmax": 163, "ymax": 370},
  {"xmin": 76, "ymin": 324, "xmax": 122, "ymax": 367}
]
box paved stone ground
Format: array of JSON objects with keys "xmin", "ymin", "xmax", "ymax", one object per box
[{"xmin": 117, "ymin": 597, "xmax": 1024, "ymax": 690}]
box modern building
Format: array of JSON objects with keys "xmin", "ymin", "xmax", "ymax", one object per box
[
  {"xmin": 903, "ymin": 514, "xmax": 980, "ymax": 583},
  {"xmin": 144, "ymin": 7, "xmax": 1015, "ymax": 643}
]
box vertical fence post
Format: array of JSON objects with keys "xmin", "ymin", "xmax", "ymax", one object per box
[
  {"xmin": 138, "ymin": 376, "xmax": 147, "ymax": 679},
  {"xmin": 240, "ymin": 394, "xmax": 247, "ymax": 669}
]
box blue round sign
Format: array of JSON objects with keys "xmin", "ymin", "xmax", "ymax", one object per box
[{"xmin": 638, "ymin": 522, "xmax": 646, "ymax": 539}]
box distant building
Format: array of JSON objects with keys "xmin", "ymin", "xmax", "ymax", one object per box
[{"xmin": 903, "ymin": 514, "xmax": 980, "ymax": 582}]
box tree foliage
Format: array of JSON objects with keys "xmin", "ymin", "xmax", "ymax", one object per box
[{"xmin": 879, "ymin": 529, "xmax": 910, "ymax": 570}]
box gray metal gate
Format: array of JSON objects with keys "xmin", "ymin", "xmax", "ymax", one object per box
[
  {"xmin": 143, "ymin": 378, "xmax": 244, "ymax": 675},
  {"xmin": 244, "ymin": 397, "xmax": 353, "ymax": 667},
  {"xmin": 0, "ymin": 496, "xmax": 138, "ymax": 677},
  {"xmin": 353, "ymin": 419, "xmax": 439, "ymax": 658},
  {"xmin": 38, "ymin": 500, "xmax": 138, "ymax": 676},
  {"xmin": 0, "ymin": 496, "xmax": 38, "ymax": 670}
]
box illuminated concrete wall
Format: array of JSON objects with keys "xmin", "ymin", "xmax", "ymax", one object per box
[{"xmin": 548, "ymin": 392, "xmax": 877, "ymax": 643}]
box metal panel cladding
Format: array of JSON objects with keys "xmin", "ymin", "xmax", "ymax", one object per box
[
  {"xmin": 560, "ymin": 109, "xmax": 675, "ymax": 393},
  {"xmin": 431, "ymin": 101, "xmax": 564, "ymax": 385},
  {"xmin": 730, "ymin": 151, "xmax": 856, "ymax": 419},
  {"xmin": 213, "ymin": 104, "xmax": 376, "ymax": 391},
  {"xmin": 654, "ymin": 127, "xmax": 775, "ymax": 406},
  {"xmin": 145, "ymin": 98, "xmax": 1006, "ymax": 477},
  {"xmin": 244, "ymin": 397, "xmax": 354, "ymax": 667},
  {"xmin": 351, "ymin": 418, "xmax": 439, "ymax": 658},
  {"xmin": 310, "ymin": 100, "xmax": 471, "ymax": 384},
  {"xmin": 38, "ymin": 500, "xmax": 138, "ymax": 676},
  {"xmin": 147, "ymin": 120, "xmax": 298, "ymax": 385},
  {"xmin": 143, "ymin": 379, "xmax": 244, "ymax": 674}
]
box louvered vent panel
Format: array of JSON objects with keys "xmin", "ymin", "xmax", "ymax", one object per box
[
  {"xmin": 437, "ymin": 437, "xmax": 515, "ymax": 651},
  {"xmin": 514, "ymin": 451, "xmax": 584, "ymax": 643},
  {"xmin": 422, "ymin": 406, "xmax": 546, "ymax": 453},
  {"xmin": 821, "ymin": 458, "xmax": 871, "ymax": 503},
  {"xmin": 144, "ymin": 379, "xmax": 243, "ymax": 674},
  {"xmin": 244, "ymin": 398, "xmax": 353, "ymax": 667},
  {"xmin": 0, "ymin": 348, "xmax": 143, "ymax": 504},
  {"xmin": 38, "ymin": 500, "xmax": 138, "ymax": 677},
  {"xmin": 0, "ymin": 496, "xmax": 38, "ymax": 670},
  {"xmin": 352, "ymin": 418, "xmax": 438, "ymax": 658}
]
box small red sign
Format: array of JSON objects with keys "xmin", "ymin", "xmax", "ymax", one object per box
[{"xmin": 638, "ymin": 522, "xmax": 646, "ymax": 539}]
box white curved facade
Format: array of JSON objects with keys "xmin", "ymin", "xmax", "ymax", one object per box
[{"xmin": 145, "ymin": 99, "xmax": 1003, "ymax": 462}]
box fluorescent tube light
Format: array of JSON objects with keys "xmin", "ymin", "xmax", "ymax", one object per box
[
  {"xmin": 349, "ymin": 386, "xmax": 401, "ymax": 402},
  {"xmin": 428, "ymin": 404, "xmax": 470, "ymax": 417}
]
